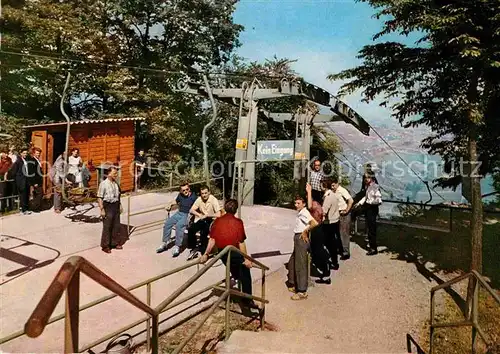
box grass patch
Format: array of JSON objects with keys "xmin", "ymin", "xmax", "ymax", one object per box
[{"xmin": 419, "ymin": 289, "xmax": 500, "ymax": 354}]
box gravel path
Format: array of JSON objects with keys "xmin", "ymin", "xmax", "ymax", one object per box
[{"xmin": 261, "ymin": 242, "xmax": 438, "ymax": 353}]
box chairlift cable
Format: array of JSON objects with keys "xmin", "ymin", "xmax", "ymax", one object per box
[
  {"xmin": 316, "ymin": 134, "xmax": 391, "ymax": 195},
  {"xmin": 364, "ymin": 123, "xmax": 447, "ymax": 202},
  {"xmin": 328, "ymin": 126, "xmax": 409, "ymax": 189},
  {"xmin": 0, "ymin": 49, "xmax": 298, "ymax": 80}
]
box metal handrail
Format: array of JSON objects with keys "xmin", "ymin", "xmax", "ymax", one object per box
[
  {"xmin": 131, "ymin": 176, "xmax": 225, "ymax": 197},
  {"xmin": 429, "ymin": 270, "xmax": 500, "ymax": 354},
  {"xmin": 354, "ymin": 199, "xmax": 500, "ymax": 235},
  {"xmin": 24, "ymin": 256, "xmax": 155, "ymax": 338},
  {"xmin": 6, "ymin": 245, "xmax": 268, "ymax": 354},
  {"xmin": 155, "ymin": 245, "xmax": 269, "ymax": 314},
  {"xmin": 126, "ymin": 176, "xmax": 226, "ymax": 234},
  {"xmin": 381, "ymin": 198, "xmax": 500, "ymax": 214}
]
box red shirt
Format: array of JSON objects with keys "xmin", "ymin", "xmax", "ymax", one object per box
[
  {"xmin": 0, "ymin": 156, "xmax": 12, "ymax": 176},
  {"xmin": 209, "ymin": 213, "xmax": 247, "ymax": 249},
  {"xmin": 309, "ymin": 201, "xmax": 323, "ymax": 223}
]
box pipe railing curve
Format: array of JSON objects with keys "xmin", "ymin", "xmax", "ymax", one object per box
[
  {"xmin": 24, "ymin": 256, "xmax": 155, "ymax": 338},
  {"xmin": 19, "ymin": 246, "xmax": 269, "ymax": 354}
]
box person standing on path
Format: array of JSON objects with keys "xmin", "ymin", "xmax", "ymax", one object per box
[
  {"xmin": 309, "ymin": 159, "xmax": 325, "ymax": 204},
  {"xmin": 200, "ymin": 199, "xmax": 256, "ymax": 308},
  {"xmin": 306, "ymin": 183, "xmax": 331, "ymax": 285},
  {"xmin": 67, "ymin": 148, "xmax": 83, "ymax": 187},
  {"xmin": 321, "ymin": 178, "xmax": 341, "ymax": 270},
  {"xmin": 354, "ymin": 173, "xmax": 382, "ymax": 255},
  {"xmin": 331, "ymin": 176, "xmax": 354, "ymax": 260},
  {"xmin": 97, "ymin": 167, "xmax": 123, "ymax": 254},
  {"xmin": 12, "ymin": 147, "xmax": 31, "ymax": 215},
  {"xmin": 51, "ymin": 152, "xmax": 67, "ymax": 214},
  {"xmin": 186, "ymin": 185, "xmax": 221, "ymax": 260},
  {"xmin": 156, "ymin": 182, "xmax": 197, "ymax": 257},
  {"xmin": 286, "ymin": 195, "xmax": 319, "ymax": 300},
  {"xmin": 28, "ymin": 147, "xmax": 44, "ymax": 213},
  {"xmin": 134, "ymin": 149, "xmax": 147, "ymax": 191}
]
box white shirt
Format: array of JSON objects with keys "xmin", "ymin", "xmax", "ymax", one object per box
[
  {"xmin": 294, "ymin": 207, "xmax": 313, "ymax": 233},
  {"xmin": 97, "ymin": 179, "xmax": 120, "ymax": 203},
  {"xmin": 322, "ymin": 190, "xmax": 340, "ymax": 224},
  {"xmin": 68, "ymin": 156, "xmax": 81, "ymax": 175},
  {"xmin": 9, "ymin": 153, "xmax": 17, "ymax": 164},
  {"xmin": 191, "ymin": 195, "xmax": 221, "ymax": 222},
  {"xmin": 359, "ymin": 182, "xmax": 382, "ymax": 205},
  {"xmin": 334, "ymin": 186, "xmax": 352, "ymax": 211}
]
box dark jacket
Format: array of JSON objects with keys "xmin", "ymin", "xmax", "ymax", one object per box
[
  {"xmin": 28, "ymin": 156, "xmax": 43, "ymax": 187},
  {"xmin": 11, "ymin": 157, "xmax": 30, "ymax": 191}
]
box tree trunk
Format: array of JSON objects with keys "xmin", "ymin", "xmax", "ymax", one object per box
[
  {"xmin": 465, "ymin": 126, "xmax": 483, "ymax": 319},
  {"xmin": 468, "ymin": 136, "xmax": 483, "ymax": 273}
]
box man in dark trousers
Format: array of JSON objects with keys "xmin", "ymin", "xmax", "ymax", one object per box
[
  {"xmin": 200, "ymin": 199, "xmax": 256, "ymax": 308},
  {"xmin": 186, "ymin": 185, "xmax": 221, "ymax": 260},
  {"xmin": 309, "ymin": 159, "xmax": 325, "ymax": 204},
  {"xmin": 97, "ymin": 167, "xmax": 122, "ymax": 253},
  {"xmin": 12, "ymin": 147, "xmax": 31, "ymax": 215},
  {"xmin": 28, "ymin": 147, "xmax": 44, "ymax": 212},
  {"xmin": 134, "ymin": 149, "xmax": 147, "ymax": 191},
  {"xmin": 351, "ymin": 165, "xmax": 379, "ymax": 234}
]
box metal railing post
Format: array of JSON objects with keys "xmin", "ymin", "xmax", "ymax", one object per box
[
  {"xmin": 146, "ymin": 283, "xmax": 152, "ymax": 352},
  {"xmin": 225, "ymin": 251, "xmax": 231, "ymax": 340},
  {"xmin": 449, "ymin": 207, "xmax": 453, "ymax": 232},
  {"xmin": 471, "ymin": 278, "xmax": 479, "ymax": 353},
  {"xmin": 222, "ymin": 176, "xmax": 226, "ymax": 203},
  {"xmin": 169, "ymin": 172, "xmax": 173, "ymax": 187},
  {"xmin": 134, "ymin": 164, "xmax": 137, "ymax": 192},
  {"xmin": 237, "ymin": 163, "xmax": 242, "ymax": 219},
  {"xmin": 261, "ymin": 268, "xmax": 266, "ymax": 329},
  {"xmin": 127, "ymin": 195, "xmax": 131, "ymax": 235},
  {"xmin": 231, "ymin": 163, "xmax": 237, "ymax": 199},
  {"xmin": 151, "ymin": 314, "xmax": 159, "ymax": 354},
  {"xmin": 64, "ymin": 270, "xmax": 80, "ymax": 353},
  {"xmin": 429, "ymin": 290, "xmax": 435, "ymax": 354}
]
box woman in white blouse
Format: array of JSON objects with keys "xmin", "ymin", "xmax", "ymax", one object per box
[
  {"xmin": 68, "ymin": 148, "xmax": 83, "ymax": 186},
  {"xmin": 354, "ymin": 173, "xmax": 382, "ymax": 255}
]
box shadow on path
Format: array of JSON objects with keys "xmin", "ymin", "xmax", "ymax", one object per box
[{"xmin": 0, "ymin": 234, "xmax": 61, "ymax": 285}]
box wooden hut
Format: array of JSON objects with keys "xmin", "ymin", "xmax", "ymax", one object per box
[{"xmin": 24, "ymin": 117, "xmax": 145, "ymax": 194}]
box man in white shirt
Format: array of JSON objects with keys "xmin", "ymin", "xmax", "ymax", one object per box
[
  {"xmin": 97, "ymin": 167, "xmax": 123, "ymax": 253},
  {"xmin": 286, "ymin": 195, "xmax": 319, "ymax": 300},
  {"xmin": 354, "ymin": 173, "xmax": 382, "ymax": 255},
  {"xmin": 186, "ymin": 185, "xmax": 221, "ymax": 260},
  {"xmin": 321, "ymin": 178, "xmax": 341, "ymax": 270},
  {"xmin": 331, "ymin": 176, "xmax": 354, "ymax": 260}
]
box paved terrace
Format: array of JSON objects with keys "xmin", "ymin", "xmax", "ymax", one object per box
[
  {"xmin": 0, "ymin": 192, "xmax": 299, "ymax": 352},
  {"xmin": 0, "ymin": 191, "xmax": 437, "ymax": 353}
]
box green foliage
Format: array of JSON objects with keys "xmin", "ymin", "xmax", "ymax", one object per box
[
  {"xmin": 1, "ymin": 1, "xmax": 345, "ymax": 205},
  {"xmin": 0, "ymin": 114, "xmax": 31, "ymax": 152},
  {"xmin": 1, "ymin": 0, "xmax": 243, "ymax": 159},
  {"xmin": 328, "ymin": 0, "xmax": 500, "ymax": 190}
]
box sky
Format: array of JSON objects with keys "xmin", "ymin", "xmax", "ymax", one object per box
[{"xmin": 232, "ymin": 0, "xmax": 421, "ymax": 128}]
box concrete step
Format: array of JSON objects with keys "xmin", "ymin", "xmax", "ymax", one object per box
[
  {"xmin": 216, "ymin": 330, "xmax": 411, "ymax": 353},
  {"xmin": 216, "ymin": 330, "xmax": 343, "ymax": 353}
]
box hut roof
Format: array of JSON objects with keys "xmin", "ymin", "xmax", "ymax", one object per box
[{"xmin": 23, "ymin": 117, "xmax": 145, "ymax": 129}]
